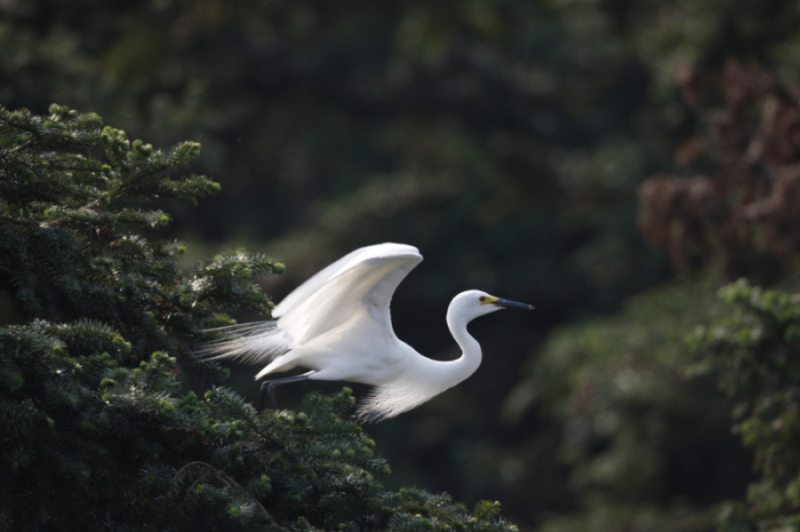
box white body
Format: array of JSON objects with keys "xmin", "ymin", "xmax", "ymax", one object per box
[{"xmin": 200, "ymin": 243, "xmax": 520, "ymax": 421}]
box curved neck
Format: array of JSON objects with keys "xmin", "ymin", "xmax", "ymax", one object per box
[
  {"xmin": 379, "ymin": 305, "xmax": 483, "ymax": 418},
  {"xmin": 434, "ymin": 306, "xmax": 482, "ymax": 387}
]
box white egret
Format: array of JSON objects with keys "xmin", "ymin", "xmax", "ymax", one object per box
[{"xmin": 199, "ymin": 243, "xmax": 533, "ymax": 422}]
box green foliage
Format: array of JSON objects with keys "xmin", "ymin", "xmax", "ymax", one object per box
[
  {"xmin": 0, "ymin": 104, "xmax": 517, "ymax": 531},
  {"xmin": 0, "ymin": 339, "xmax": 518, "ymax": 531},
  {"xmin": 692, "ymin": 280, "xmax": 800, "ymax": 531},
  {"xmin": 505, "ymin": 281, "xmax": 746, "ymax": 531},
  {"xmin": 0, "ymin": 103, "xmax": 277, "ymax": 355},
  {"xmin": 514, "ymin": 278, "xmax": 800, "ymax": 531}
]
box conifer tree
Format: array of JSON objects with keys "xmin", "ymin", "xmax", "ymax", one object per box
[{"xmin": 0, "ymin": 104, "xmax": 519, "ymax": 532}]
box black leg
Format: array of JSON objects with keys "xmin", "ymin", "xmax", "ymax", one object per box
[{"xmin": 259, "ymin": 372, "xmax": 313, "ymax": 410}]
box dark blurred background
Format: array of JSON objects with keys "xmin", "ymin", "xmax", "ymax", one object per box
[{"xmin": 4, "ymin": 0, "xmax": 800, "ymax": 529}]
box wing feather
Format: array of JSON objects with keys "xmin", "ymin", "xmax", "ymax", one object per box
[
  {"xmin": 276, "ymin": 243, "xmax": 422, "ymax": 344},
  {"xmin": 196, "ymin": 243, "xmax": 422, "ymax": 371},
  {"xmin": 273, "ymin": 243, "xmax": 419, "ymax": 317}
]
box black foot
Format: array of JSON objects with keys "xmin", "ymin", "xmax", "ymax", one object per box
[
  {"xmin": 258, "ymin": 373, "xmax": 313, "ymax": 410},
  {"xmin": 259, "ymin": 381, "xmax": 280, "ymax": 410}
]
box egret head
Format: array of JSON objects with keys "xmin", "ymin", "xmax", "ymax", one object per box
[{"xmin": 450, "ymin": 290, "xmax": 534, "ymax": 321}]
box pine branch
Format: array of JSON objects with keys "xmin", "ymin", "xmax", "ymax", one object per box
[{"xmin": 0, "ymin": 104, "xmax": 519, "ymax": 532}]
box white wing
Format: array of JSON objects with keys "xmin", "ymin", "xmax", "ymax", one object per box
[
  {"xmin": 197, "ymin": 243, "xmax": 422, "ymax": 367},
  {"xmin": 275, "ymin": 243, "xmax": 422, "ymax": 346}
]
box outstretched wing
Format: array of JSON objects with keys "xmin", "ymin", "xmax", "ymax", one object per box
[
  {"xmin": 197, "ymin": 243, "xmax": 421, "ymax": 369},
  {"xmin": 275, "ymin": 243, "xmax": 422, "ymax": 346}
]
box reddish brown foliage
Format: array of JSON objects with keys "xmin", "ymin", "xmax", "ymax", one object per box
[{"xmin": 639, "ymin": 60, "xmax": 800, "ymax": 275}]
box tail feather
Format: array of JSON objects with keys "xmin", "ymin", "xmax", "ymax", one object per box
[{"xmin": 195, "ymin": 321, "xmax": 292, "ymax": 366}]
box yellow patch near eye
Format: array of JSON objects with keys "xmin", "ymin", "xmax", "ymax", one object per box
[{"xmin": 479, "ymin": 296, "xmax": 498, "ymax": 305}]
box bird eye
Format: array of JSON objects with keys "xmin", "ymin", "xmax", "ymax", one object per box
[{"xmin": 479, "ymin": 296, "xmax": 486, "ymax": 302}]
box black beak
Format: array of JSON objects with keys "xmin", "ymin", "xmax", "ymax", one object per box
[{"xmin": 494, "ymin": 298, "xmax": 534, "ymax": 310}]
